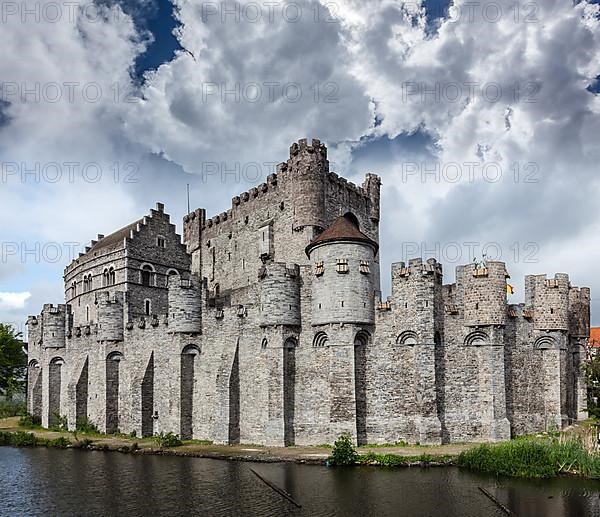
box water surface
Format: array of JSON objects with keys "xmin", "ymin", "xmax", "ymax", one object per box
[{"xmin": 1, "ymin": 447, "xmax": 599, "ymax": 516}]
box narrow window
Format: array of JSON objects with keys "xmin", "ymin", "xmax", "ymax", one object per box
[
  {"xmin": 145, "ymin": 300, "xmax": 151, "ymax": 316},
  {"xmin": 141, "ymin": 265, "xmax": 153, "ymax": 287},
  {"xmin": 157, "ymin": 236, "xmax": 166, "ymax": 248},
  {"xmin": 109, "ymin": 267, "xmax": 116, "ymax": 286},
  {"xmin": 86, "ymin": 305, "xmax": 90, "ymax": 322}
]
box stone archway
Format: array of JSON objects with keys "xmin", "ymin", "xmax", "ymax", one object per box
[
  {"xmin": 180, "ymin": 345, "xmax": 201, "ymax": 440},
  {"xmin": 354, "ymin": 331, "xmax": 369, "ymax": 446},
  {"xmin": 141, "ymin": 353, "xmax": 155, "ymax": 438},
  {"xmin": 106, "ymin": 352, "xmax": 123, "ymax": 434},
  {"xmin": 75, "ymin": 358, "xmax": 89, "ymax": 427},
  {"xmin": 48, "ymin": 357, "xmax": 64, "ymax": 428},
  {"xmin": 28, "ymin": 360, "xmax": 42, "ymax": 424},
  {"xmin": 283, "ymin": 337, "xmax": 297, "ymax": 446}
]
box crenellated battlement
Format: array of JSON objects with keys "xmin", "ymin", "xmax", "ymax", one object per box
[{"xmin": 25, "ymin": 137, "xmax": 590, "ymax": 447}]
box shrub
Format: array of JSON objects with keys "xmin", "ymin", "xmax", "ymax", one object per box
[
  {"xmin": 131, "ymin": 442, "xmax": 140, "ymax": 451},
  {"xmin": 50, "ymin": 413, "xmax": 68, "ymax": 432},
  {"xmin": 328, "ymin": 433, "xmax": 358, "ymax": 466},
  {"xmin": 75, "ymin": 417, "xmax": 100, "ymax": 435},
  {"xmin": 155, "ymin": 432, "xmax": 182, "ymax": 448},
  {"xmin": 9, "ymin": 431, "xmax": 39, "ymax": 447},
  {"xmin": 46, "ymin": 437, "xmax": 71, "ymax": 448},
  {"xmin": 18, "ymin": 413, "xmax": 41, "ymax": 428},
  {"xmin": 0, "ymin": 400, "xmax": 27, "ymax": 418}
]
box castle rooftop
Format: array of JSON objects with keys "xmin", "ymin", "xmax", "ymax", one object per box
[{"xmin": 305, "ymin": 214, "xmax": 378, "ymax": 256}]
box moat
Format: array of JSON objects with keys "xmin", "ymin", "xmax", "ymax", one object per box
[{"xmin": 2, "ymin": 447, "xmax": 599, "ymax": 516}]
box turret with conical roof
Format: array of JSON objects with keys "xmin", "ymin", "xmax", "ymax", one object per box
[{"xmin": 306, "ymin": 214, "xmax": 377, "ymax": 326}]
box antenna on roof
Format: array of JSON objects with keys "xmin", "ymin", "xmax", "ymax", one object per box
[{"xmin": 186, "ymin": 184, "xmax": 190, "ymax": 215}]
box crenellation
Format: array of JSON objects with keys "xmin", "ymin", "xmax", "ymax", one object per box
[{"xmin": 26, "ymin": 138, "xmax": 589, "ymax": 447}]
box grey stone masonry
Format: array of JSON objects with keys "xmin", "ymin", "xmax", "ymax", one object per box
[{"xmin": 26, "ymin": 138, "xmax": 590, "ymax": 446}]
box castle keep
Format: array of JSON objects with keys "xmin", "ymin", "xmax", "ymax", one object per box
[{"xmin": 26, "ymin": 138, "xmax": 590, "ymax": 445}]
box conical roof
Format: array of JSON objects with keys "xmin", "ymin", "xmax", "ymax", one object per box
[{"xmin": 305, "ymin": 215, "xmax": 378, "ymax": 256}]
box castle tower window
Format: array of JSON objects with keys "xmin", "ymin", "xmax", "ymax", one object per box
[
  {"xmin": 108, "ymin": 267, "xmax": 116, "ymax": 286},
  {"xmin": 157, "ymin": 236, "xmax": 166, "ymax": 248},
  {"xmin": 314, "ymin": 261, "xmax": 324, "ymax": 276},
  {"xmin": 141, "ymin": 265, "xmax": 154, "ymax": 287},
  {"xmin": 72, "ymin": 281, "xmax": 77, "ymax": 297},
  {"xmin": 336, "ymin": 258, "xmax": 349, "ymax": 274},
  {"xmin": 86, "ymin": 305, "xmax": 90, "ymax": 323},
  {"xmin": 83, "ymin": 277, "xmax": 88, "ymax": 293},
  {"xmin": 145, "ymin": 300, "xmax": 151, "ymax": 316},
  {"xmin": 103, "ymin": 269, "xmax": 109, "ymax": 287},
  {"xmin": 359, "ymin": 260, "xmax": 370, "ymax": 274}
]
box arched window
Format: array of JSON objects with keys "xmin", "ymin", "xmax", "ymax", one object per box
[
  {"xmin": 108, "ymin": 267, "xmax": 116, "ymax": 286},
  {"xmin": 313, "ymin": 332, "xmax": 328, "ymax": 347},
  {"xmin": 261, "ymin": 338, "xmax": 268, "ymax": 350},
  {"xmin": 396, "ymin": 331, "xmax": 418, "ymax": 346},
  {"xmin": 83, "ymin": 276, "xmax": 88, "ymax": 293},
  {"xmin": 103, "ymin": 269, "xmax": 109, "ymax": 287},
  {"xmin": 166, "ymin": 269, "xmax": 179, "ymax": 286},
  {"xmin": 71, "ymin": 281, "xmax": 77, "ymax": 297},
  {"xmin": 88, "ymin": 274, "xmax": 93, "ymax": 290},
  {"xmin": 141, "ymin": 265, "xmax": 154, "ymax": 287}
]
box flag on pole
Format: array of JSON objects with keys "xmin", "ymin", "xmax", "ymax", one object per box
[{"xmin": 507, "ymin": 283, "xmax": 514, "ymax": 295}]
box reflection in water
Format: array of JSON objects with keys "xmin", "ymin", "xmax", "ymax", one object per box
[{"xmin": 1, "ymin": 447, "xmax": 599, "ymax": 516}]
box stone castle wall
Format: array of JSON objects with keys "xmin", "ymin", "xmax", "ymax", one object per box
[{"xmin": 26, "ymin": 138, "xmax": 590, "ymax": 446}]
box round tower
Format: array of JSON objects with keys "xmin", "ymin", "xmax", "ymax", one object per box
[
  {"xmin": 285, "ymin": 138, "xmax": 327, "ymax": 230},
  {"xmin": 306, "ymin": 215, "xmax": 377, "ymax": 326},
  {"xmin": 97, "ymin": 292, "xmax": 124, "ymax": 342},
  {"xmin": 258, "ymin": 263, "xmax": 301, "ymax": 326},
  {"xmin": 168, "ymin": 276, "xmax": 202, "ymax": 333},
  {"xmin": 459, "ymin": 261, "xmax": 508, "ymax": 327},
  {"xmin": 526, "ymin": 273, "xmax": 570, "ymax": 331},
  {"xmin": 41, "ymin": 304, "xmax": 67, "ymax": 348}
]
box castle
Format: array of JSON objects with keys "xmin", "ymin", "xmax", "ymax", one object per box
[{"xmin": 26, "ymin": 138, "xmax": 590, "ymax": 446}]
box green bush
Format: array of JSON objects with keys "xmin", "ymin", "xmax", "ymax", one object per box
[
  {"xmin": 0, "ymin": 400, "xmax": 26, "ymax": 418},
  {"xmin": 9, "ymin": 431, "xmax": 39, "ymax": 447},
  {"xmin": 46, "ymin": 437, "xmax": 71, "ymax": 448},
  {"xmin": 458, "ymin": 437, "xmax": 600, "ymax": 479},
  {"xmin": 75, "ymin": 417, "xmax": 100, "ymax": 435},
  {"xmin": 50, "ymin": 413, "xmax": 68, "ymax": 432},
  {"xmin": 328, "ymin": 433, "xmax": 358, "ymax": 466},
  {"xmin": 155, "ymin": 432, "xmax": 182, "ymax": 448},
  {"xmin": 18, "ymin": 413, "xmax": 41, "ymax": 428}
]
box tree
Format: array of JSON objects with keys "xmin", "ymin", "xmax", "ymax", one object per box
[
  {"xmin": 585, "ymin": 347, "xmax": 600, "ymax": 419},
  {"xmin": 0, "ymin": 324, "xmax": 27, "ymax": 398}
]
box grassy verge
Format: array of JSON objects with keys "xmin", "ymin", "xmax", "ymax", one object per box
[
  {"xmin": 457, "ymin": 436, "xmax": 600, "ymax": 479},
  {"xmin": 358, "ymin": 452, "xmax": 455, "ymax": 467}
]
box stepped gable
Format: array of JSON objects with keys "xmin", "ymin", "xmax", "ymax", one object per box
[{"xmin": 305, "ymin": 214, "xmax": 378, "ymax": 256}]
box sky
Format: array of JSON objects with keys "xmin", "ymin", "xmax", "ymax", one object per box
[{"xmin": 1, "ymin": 0, "xmax": 600, "ymax": 336}]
